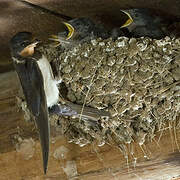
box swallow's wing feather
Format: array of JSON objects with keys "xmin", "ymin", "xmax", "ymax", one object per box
[
  {"xmin": 14, "ymin": 60, "xmax": 49, "ymax": 173},
  {"xmin": 66, "ymin": 101, "xmax": 110, "ymax": 121},
  {"xmin": 14, "ymin": 60, "xmax": 41, "ymax": 115}
]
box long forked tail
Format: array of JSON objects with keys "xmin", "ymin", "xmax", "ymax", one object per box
[{"xmin": 35, "ymin": 106, "xmax": 50, "ymax": 174}]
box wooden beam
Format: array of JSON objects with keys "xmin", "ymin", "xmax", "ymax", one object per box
[
  {"xmin": 0, "ymin": 129, "xmax": 180, "ymax": 179},
  {"xmin": 0, "ymin": 71, "xmax": 37, "ymax": 153}
]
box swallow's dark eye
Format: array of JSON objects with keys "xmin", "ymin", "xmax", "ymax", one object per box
[
  {"xmin": 20, "ymin": 42, "xmax": 26, "ymax": 47},
  {"xmin": 20, "ymin": 40, "xmax": 30, "ymax": 47}
]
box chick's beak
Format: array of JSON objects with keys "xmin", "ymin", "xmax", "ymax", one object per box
[
  {"xmin": 48, "ymin": 34, "xmax": 71, "ymax": 47},
  {"xmin": 120, "ymin": 10, "xmax": 134, "ymax": 28},
  {"xmin": 48, "ymin": 21, "xmax": 74, "ymax": 47},
  {"xmin": 62, "ymin": 22, "xmax": 74, "ymax": 40},
  {"xmin": 48, "ymin": 35, "xmax": 61, "ymax": 47},
  {"xmin": 49, "ymin": 35, "xmax": 60, "ymax": 42}
]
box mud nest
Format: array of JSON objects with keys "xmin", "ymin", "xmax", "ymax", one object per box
[{"xmin": 40, "ymin": 36, "xmax": 180, "ymax": 147}]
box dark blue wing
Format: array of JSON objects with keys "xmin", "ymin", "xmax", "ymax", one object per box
[
  {"xmin": 14, "ymin": 60, "xmax": 49, "ymax": 173},
  {"xmin": 14, "ymin": 60, "xmax": 41, "ymax": 115}
]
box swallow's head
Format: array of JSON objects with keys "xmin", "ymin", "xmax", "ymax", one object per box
[
  {"xmin": 49, "ymin": 18, "xmax": 95, "ymax": 47},
  {"xmin": 10, "ymin": 32, "xmax": 39, "ymax": 58}
]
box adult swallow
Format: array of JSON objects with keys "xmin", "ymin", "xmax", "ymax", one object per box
[
  {"xmin": 9, "ymin": 32, "xmax": 53, "ymax": 174},
  {"xmin": 10, "ymin": 32, "xmax": 110, "ymax": 174},
  {"xmin": 9, "ymin": 32, "xmax": 77, "ymax": 173},
  {"xmin": 120, "ymin": 8, "xmax": 165, "ymax": 39}
]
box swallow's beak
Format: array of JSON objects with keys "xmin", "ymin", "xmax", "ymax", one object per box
[
  {"xmin": 120, "ymin": 10, "xmax": 134, "ymax": 28},
  {"xmin": 19, "ymin": 40, "xmax": 39, "ymax": 57}
]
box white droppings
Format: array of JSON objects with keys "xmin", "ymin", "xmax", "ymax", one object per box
[
  {"xmin": 137, "ymin": 42, "xmax": 147, "ymax": 51},
  {"xmin": 155, "ymin": 38, "xmax": 171, "ymax": 46},
  {"xmin": 91, "ymin": 39, "xmax": 98, "ymax": 46},
  {"xmin": 98, "ymin": 141, "xmax": 105, "ymax": 147},
  {"xmin": 64, "ymin": 55, "xmax": 68, "ymax": 63},
  {"xmin": 16, "ymin": 138, "xmax": 35, "ymax": 160},
  {"xmin": 62, "ymin": 161, "xmax": 78, "ymax": 178},
  {"xmin": 53, "ymin": 146, "xmax": 69, "ymax": 160},
  {"xmin": 117, "ymin": 41, "xmax": 125, "ymax": 47},
  {"xmin": 99, "ymin": 42, "xmax": 105, "ymax": 46},
  {"xmin": 84, "ymin": 52, "xmax": 88, "ymax": 57}
]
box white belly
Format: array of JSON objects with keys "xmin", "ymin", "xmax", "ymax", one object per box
[{"xmin": 37, "ymin": 55, "xmax": 60, "ymax": 107}]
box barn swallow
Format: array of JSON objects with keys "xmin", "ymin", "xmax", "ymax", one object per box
[
  {"xmin": 9, "ymin": 32, "xmax": 80, "ymax": 173},
  {"xmin": 120, "ymin": 8, "xmax": 165, "ymax": 39},
  {"xmin": 9, "ymin": 32, "xmax": 51, "ymax": 174},
  {"xmin": 10, "ymin": 32, "xmax": 111, "ymax": 173},
  {"xmin": 49, "ymin": 17, "xmax": 111, "ymax": 47}
]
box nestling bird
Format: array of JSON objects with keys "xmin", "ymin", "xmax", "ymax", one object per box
[
  {"xmin": 49, "ymin": 17, "xmax": 113, "ymax": 47},
  {"xmin": 50, "ymin": 9, "xmax": 165, "ymax": 43},
  {"xmin": 120, "ymin": 8, "xmax": 165, "ymax": 39},
  {"xmin": 50, "ymin": 8, "xmax": 166, "ymax": 46}
]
